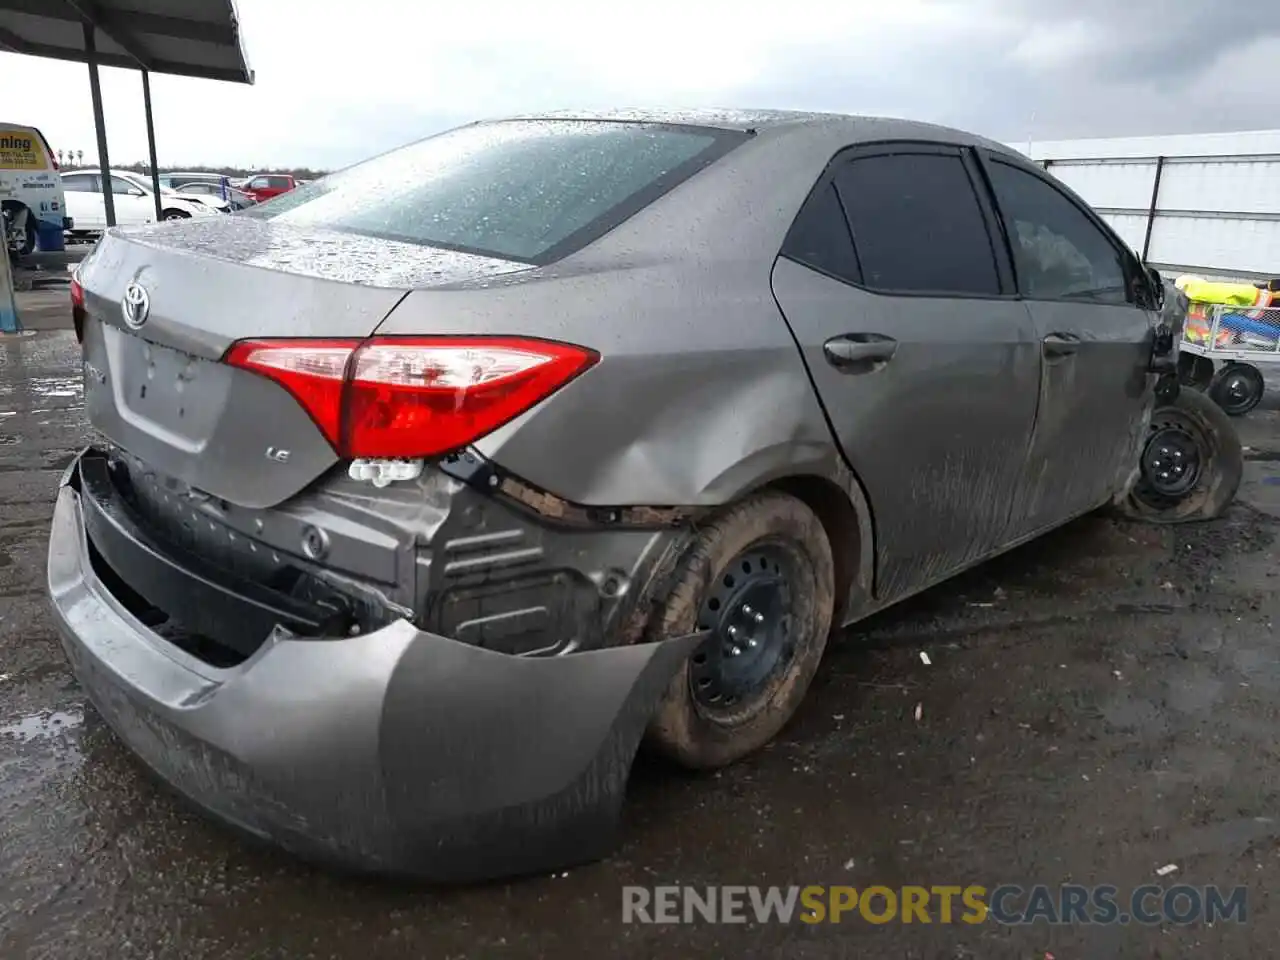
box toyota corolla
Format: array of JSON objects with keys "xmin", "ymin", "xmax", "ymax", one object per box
[{"xmin": 49, "ymin": 110, "xmax": 1240, "ymax": 882}]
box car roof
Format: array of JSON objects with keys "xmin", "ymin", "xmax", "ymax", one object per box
[{"xmin": 486, "ymin": 108, "xmax": 1019, "ymax": 157}]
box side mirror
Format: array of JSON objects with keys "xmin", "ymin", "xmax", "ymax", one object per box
[{"xmin": 129, "ymin": 188, "xmax": 145, "ymax": 197}]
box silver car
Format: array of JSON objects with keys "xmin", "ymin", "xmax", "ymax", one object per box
[{"xmin": 50, "ymin": 110, "xmax": 1240, "ymax": 882}]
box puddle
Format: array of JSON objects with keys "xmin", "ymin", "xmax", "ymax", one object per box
[{"xmin": 1, "ymin": 709, "xmax": 85, "ymax": 743}]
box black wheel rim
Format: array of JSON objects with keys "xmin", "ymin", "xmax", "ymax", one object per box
[
  {"xmin": 689, "ymin": 543, "xmax": 796, "ymax": 716},
  {"xmin": 1214, "ymin": 367, "xmax": 1263, "ymax": 415},
  {"xmin": 1135, "ymin": 415, "xmax": 1206, "ymax": 506}
]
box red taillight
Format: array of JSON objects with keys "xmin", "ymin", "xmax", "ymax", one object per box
[
  {"xmin": 70, "ymin": 276, "xmax": 85, "ymax": 342},
  {"xmin": 224, "ymin": 336, "xmax": 598, "ymax": 459}
]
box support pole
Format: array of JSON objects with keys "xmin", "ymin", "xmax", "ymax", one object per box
[
  {"xmin": 0, "ymin": 248, "xmax": 20, "ymax": 334},
  {"xmin": 84, "ymin": 20, "xmax": 115, "ymax": 227},
  {"xmin": 1141, "ymin": 156, "xmax": 1166, "ymax": 262},
  {"xmin": 142, "ymin": 70, "xmax": 163, "ymax": 220}
]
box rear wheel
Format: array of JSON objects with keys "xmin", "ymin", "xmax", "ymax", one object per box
[
  {"xmin": 2, "ymin": 202, "xmax": 34, "ymax": 257},
  {"xmin": 1117, "ymin": 387, "xmax": 1243, "ymax": 523},
  {"xmin": 1207, "ymin": 362, "xmax": 1265, "ymax": 416},
  {"xmin": 645, "ymin": 491, "xmax": 835, "ymax": 769}
]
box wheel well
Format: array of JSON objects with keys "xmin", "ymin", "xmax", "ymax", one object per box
[
  {"xmin": 767, "ymin": 474, "xmax": 861, "ymax": 625},
  {"xmin": 2, "ymin": 199, "xmax": 30, "ymax": 221}
]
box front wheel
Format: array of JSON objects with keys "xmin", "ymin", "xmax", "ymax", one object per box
[
  {"xmin": 644, "ymin": 491, "xmax": 835, "ymax": 769},
  {"xmin": 1116, "ymin": 387, "xmax": 1243, "ymax": 523},
  {"xmin": 161, "ymin": 209, "xmax": 190, "ymax": 221},
  {"xmin": 1208, "ymin": 362, "xmax": 1265, "ymax": 416}
]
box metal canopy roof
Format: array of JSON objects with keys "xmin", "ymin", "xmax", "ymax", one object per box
[{"xmin": 0, "ymin": 0, "xmax": 253, "ymax": 84}]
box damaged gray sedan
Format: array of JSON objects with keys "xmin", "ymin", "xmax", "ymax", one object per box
[{"xmin": 48, "ymin": 109, "xmax": 1241, "ymax": 882}]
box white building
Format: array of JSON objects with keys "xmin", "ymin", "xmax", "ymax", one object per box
[{"xmin": 1015, "ymin": 130, "xmax": 1280, "ymax": 282}]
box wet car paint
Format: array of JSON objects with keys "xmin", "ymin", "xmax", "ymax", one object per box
[
  {"xmin": 6, "ymin": 331, "xmax": 1280, "ymax": 957},
  {"xmin": 49, "ymin": 111, "xmax": 1184, "ymax": 884}
]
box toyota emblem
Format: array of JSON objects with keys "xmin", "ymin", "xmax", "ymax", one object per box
[{"xmin": 121, "ymin": 281, "xmax": 150, "ymax": 329}]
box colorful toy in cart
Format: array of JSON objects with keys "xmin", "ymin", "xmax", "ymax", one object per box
[{"xmin": 1175, "ymin": 275, "xmax": 1280, "ymax": 416}]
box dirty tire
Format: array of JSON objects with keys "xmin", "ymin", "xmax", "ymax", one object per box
[
  {"xmin": 1207, "ymin": 362, "xmax": 1265, "ymax": 417},
  {"xmin": 1118, "ymin": 387, "xmax": 1243, "ymax": 524},
  {"xmin": 162, "ymin": 209, "xmax": 190, "ymax": 220},
  {"xmin": 2, "ymin": 201, "xmax": 34, "ymax": 257},
  {"xmin": 644, "ymin": 491, "xmax": 834, "ymax": 769}
]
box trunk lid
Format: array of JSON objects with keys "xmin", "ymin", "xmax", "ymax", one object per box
[{"xmin": 76, "ymin": 218, "xmax": 531, "ymax": 508}]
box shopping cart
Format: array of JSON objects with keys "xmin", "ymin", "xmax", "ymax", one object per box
[{"xmin": 1179, "ymin": 302, "xmax": 1280, "ymax": 415}]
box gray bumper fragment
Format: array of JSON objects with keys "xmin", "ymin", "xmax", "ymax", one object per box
[{"xmin": 47, "ymin": 470, "xmax": 702, "ymax": 882}]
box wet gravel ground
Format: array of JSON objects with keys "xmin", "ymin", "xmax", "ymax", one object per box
[{"xmin": 4, "ymin": 328, "xmax": 1280, "ymax": 959}]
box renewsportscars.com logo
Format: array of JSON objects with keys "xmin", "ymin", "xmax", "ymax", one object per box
[{"xmin": 622, "ymin": 884, "xmax": 1248, "ymax": 926}]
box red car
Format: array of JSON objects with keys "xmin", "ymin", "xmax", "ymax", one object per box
[{"xmin": 240, "ymin": 173, "xmax": 296, "ymax": 202}]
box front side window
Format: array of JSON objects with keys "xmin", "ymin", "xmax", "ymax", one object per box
[
  {"xmin": 833, "ymin": 152, "xmax": 1002, "ymax": 296},
  {"xmin": 242, "ymin": 119, "xmax": 743, "ymax": 263},
  {"xmin": 110, "ymin": 176, "xmax": 139, "ymax": 195},
  {"xmin": 248, "ymin": 176, "xmax": 269, "ymax": 189},
  {"xmin": 985, "ymin": 160, "xmax": 1132, "ymax": 305}
]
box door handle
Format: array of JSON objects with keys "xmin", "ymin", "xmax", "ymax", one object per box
[
  {"xmin": 1042, "ymin": 333, "xmax": 1080, "ymax": 358},
  {"xmin": 822, "ymin": 334, "xmax": 898, "ymax": 371}
]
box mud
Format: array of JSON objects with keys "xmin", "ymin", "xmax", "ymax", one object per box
[{"xmin": 4, "ymin": 329, "xmax": 1280, "ymax": 959}]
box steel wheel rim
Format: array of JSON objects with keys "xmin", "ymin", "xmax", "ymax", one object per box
[
  {"xmin": 1216, "ymin": 367, "xmax": 1262, "ymax": 415},
  {"xmin": 689, "ymin": 543, "xmax": 797, "ymax": 717},
  {"xmin": 1134, "ymin": 414, "xmax": 1206, "ymax": 506}
]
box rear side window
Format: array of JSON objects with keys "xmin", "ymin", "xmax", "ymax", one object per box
[
  {"xmin": 985, "ymin": 160, "xmax": 1132, "ymax": 305},
  {"xmin": 781, "ymin": 182, "xmax": 861, "ymax": 284},
  {"xmin": 243, "ymin": 120, "xmax": 744, "ymax": 263},
  {"xmin": 268, "ymin": 175, "xmax": 292, "ymax": 188},
  {"xmin": 833, "ymin": 152, "xmax": 1001, "ymax": 296}
]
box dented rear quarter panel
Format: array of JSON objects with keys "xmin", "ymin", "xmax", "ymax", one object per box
[{"xmin": 377, "ymin": 118, "xmax": 1024, "ymax": 512}]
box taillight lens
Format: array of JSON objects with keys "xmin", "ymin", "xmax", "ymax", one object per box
[
  {"xmin": 224, "ymin": 336, "xmax": 598, "ymax": 459},
  {"xmin": 70, "ymin": 276, "xmax": 85, "ymax": 343}
]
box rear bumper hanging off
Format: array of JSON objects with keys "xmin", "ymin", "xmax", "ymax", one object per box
[{"xmin": 47, "ymin": 451, "xmax": 702, "ymax": 882}]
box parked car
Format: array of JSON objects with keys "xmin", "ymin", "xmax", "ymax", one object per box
[
  {"xmin": 115, "ymin": 170, "xmax": 232, "ymax": 214},
  {"xmin": 52, "ymin": 110, "xmax": 1239, "ymax": 883},
  {"xmin": 174, "ymin": 180, "xmax": 256, "ymax": 210},
  {"xmin": 240, "ymin": 172, "xmax": 297, "ymax": 202},
  {"xmin": 61, "ymin": 168, "xmax": 218, "ymax": 232},
  {"xmin": 1, "ymin": 121, "xmax": 71, "ymax": 255},
  {"xmin": 155, "ymin": 171, "xmax": 225, "ymax": 190}
]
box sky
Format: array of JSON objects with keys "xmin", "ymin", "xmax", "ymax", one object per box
[{"xmin": 1, "ymin": 0, "xmax": 1277, "ymax": 172}]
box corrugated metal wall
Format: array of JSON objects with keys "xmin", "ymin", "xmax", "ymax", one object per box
[{"xmin": 1017, "ymin": 131, "xmax": 1280, "ymax": 280}]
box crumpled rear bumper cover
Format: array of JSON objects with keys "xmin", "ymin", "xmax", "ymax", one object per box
[{"xmin": 47, "ymin": 456, "xmax": 702, "ymax": 882}]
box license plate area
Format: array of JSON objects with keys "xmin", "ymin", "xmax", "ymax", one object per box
[{"xmin": 99, "ymin": 322, "xmax": 231, "ymax": 447}]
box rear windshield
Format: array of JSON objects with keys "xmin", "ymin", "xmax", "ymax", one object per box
[{"xmin": 241, "ymin": 120, "xmax": 744, "ymax": 263}]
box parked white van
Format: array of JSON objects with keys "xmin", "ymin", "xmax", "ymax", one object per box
[{"xmin": 1, "ymin": 122, "xmax": 70, "ymax": 255}]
